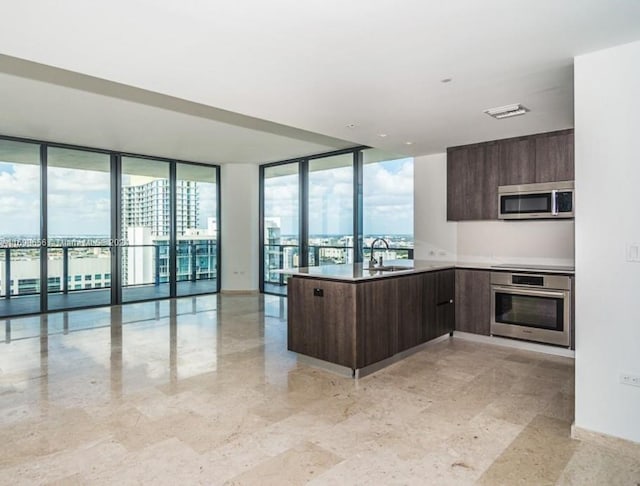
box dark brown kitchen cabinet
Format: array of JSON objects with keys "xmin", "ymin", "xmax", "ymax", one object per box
[
  {"xmin": 396, "ymin": 274, "xmax": 424, "ymax": 353},
  {"xmin": 434, "ymin": 269, "xmax": 455, "ymax": 338},
  {"xmin": 446, "ymin": 129, "xmax": 574, "ymax": 221},
  {"xmin": 421, "ymin": 271, "xmax": 435, "ymax": 340},
  {"xmin": 498, "ymin": 137, "xmax": 536, "ymax": 186},
  {"xmin": 288, "ymin": 269, "xmax": 458, "ymax": 374},
  {"xmin": 535, "ymin": 129, "xmax": 574, "ymax": 183},
  {"xmin": 447, "ymin": 143, "xmax": 498, "ymax": 220},
  {"xmin": 287, "ymin": 277, "xmax": 357, "ymax": 368},
  {"xmin": 455, "ymin": 269, "xmax": 491, "ymax": 336},
  {"xmin": 421, "ymin": 269, "xmax": 455, "ymax": 342},
  {"xmin": 358, "ymin": 279, "xmax": 398, "ymax": 367}
]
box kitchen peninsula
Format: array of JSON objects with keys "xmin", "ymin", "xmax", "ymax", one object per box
[{"xmin": 284, "ymin": 260, "xmax": 456, "ymax": 377}]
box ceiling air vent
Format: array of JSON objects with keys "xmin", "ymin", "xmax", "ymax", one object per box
[{"xmin": 484, "ymin": 103, "xmax": 529, "ymax": 119}]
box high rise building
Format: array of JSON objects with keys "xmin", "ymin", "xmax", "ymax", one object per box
[
  {"xmin": 121, "ymin": 177, "xmax": 216, "ymax": 287},
  {"xmin": 121, "ymin": 177, "xmax": 199, "ymax": 237}
]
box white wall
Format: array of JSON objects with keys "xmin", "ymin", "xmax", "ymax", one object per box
[
  {"xmin": 413, "ymin": 153, "xmax": 457, "ymax": 259},
  {"xmin": 457, "ymin": 220, "xmax": 574, "ymax": 265},
  {"xmin": 574, "ymin": 40, "xmax": 640, "ymax": 443},
  {"xmin": 220, "ymin": 163, "xmax": 259, "ymax": 291},
  {"xmin": 413, "ymin": 153, "xmax": 574, "ymax": 265}
]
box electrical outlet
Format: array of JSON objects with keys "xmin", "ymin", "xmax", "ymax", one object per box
[
  {"xmin": 626, "ymin": 243, "xmax": 640, "ymax": 263},
  {"xmin": 620, "ymin": 373, "xmax": 640, "ymax": 387}
]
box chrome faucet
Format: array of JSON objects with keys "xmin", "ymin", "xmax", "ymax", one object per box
[{"xmin": 369, "ymin": 238, "xmax": 390, "ymax": 269}]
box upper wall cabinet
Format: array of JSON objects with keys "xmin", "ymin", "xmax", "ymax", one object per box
[
  {"xmin": 446, "ymin": 142, "xmax": 498, "ymax": 221},
  {"xmin": 534, "ymin": 130, "xmax": 574, "ymax": 182},
  {"xmin": 498, "ymin": 137, "xmax": 536, "ymax": 186},
  {"xmin": 447, "ymin": 129, "xmax": 574, "ymax": 221}
]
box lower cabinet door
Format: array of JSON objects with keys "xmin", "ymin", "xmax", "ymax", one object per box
[
  {"xmin": 358, "ymin": 279, "xmax": 398, "ymax": 367},
  {"xmin": 435, "ymin": 269, "xmax": 455, "ymax": 337},
  {"xmin": 454, "ymin": 269, "xmax": 491, "ymax": 335},
  {"xmin": 287, "ymin": 277, "xmax": 357, "ymax": 368},
  {"xmin": 397, "ymin": 274, "xmax": 424, "ymax": 352}
]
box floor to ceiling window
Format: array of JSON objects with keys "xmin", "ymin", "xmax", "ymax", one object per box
[
  {"xmin": 262, "ymin": 163, "xmax": 300, "ymax": 295},
  {"xmin": 175, "ymin": 163, "xmax": 219, "ymax": 296},
  {"xmin": 0, "ymin": 139, "xmax": 41, "ymax": 316},
  {"xmin": 121, "ymin": 157, "xmax": 172, "ymax": 303},
  {"xmin": 47, "ymin": 147, "xmax": 112, "ymax": 310},
  {"xmin": 0, "ymin": 135, "xmax": 221, "ymax": 318},
  {"xmin": 259, "ymin": 148, "xmax": 414, "ymax": 295},
  {"xmin": 308, "ymin": 153, "xmax": 354, "ymax": 266},
  {"xmin": 362, "ymin": 148, "xmax": 414, "ymax": 261}
]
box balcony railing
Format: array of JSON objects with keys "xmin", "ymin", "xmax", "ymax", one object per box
[
  {"xmin": 176, "ymin": 242, "xmax": 218, "ymax": 282},
  {"xmin": 0, "ymin": 242, "xmax": 218, "ymax": 299}
]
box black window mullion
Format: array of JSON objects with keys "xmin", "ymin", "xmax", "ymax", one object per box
[
  {"xmin": 353, "ymin": 149, "xmax": 364, "ymax": 263},
  {"xmin": 258, "ymin": 164, "xmax": 265, "ymax": 293},
  {"xmin": 110, "ymin": 154, "xmax": 122, "ymax": 305},
  {"xmin": 39, "ymin": 144, "xmax": 48, "ymax": 313},
  {"xmin": 215, "ymin": 165, "xmax": 221, "ymax": 293},
  {"xmin": 300, "ymin": 160, "xmax": 309, "ymax": 267},
  {"xmin": 169, "ymin": 162, "xmax": 177, "ymax": 298}
]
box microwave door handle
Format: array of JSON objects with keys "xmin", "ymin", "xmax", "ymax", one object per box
[{"xmin": 551, "ymin": 190, "xmax": 558, "ymax": 216}]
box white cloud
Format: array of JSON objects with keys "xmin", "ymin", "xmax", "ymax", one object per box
[
  {"xmin": 365, "ymin": 160, "xmax": 413, "ymax": 196},
  {"xmin": 262, "ymin": 159, "xmax": 414, "ymax": 236},
  {"xmin": 363, "ymin": 159, "xmax": 413, "ymax": 235},
  {"xmin": 0, "ymin": 163, "xmax": 39, "ymax": 194},
  {"xmin": 264, "ymin": 175, "xmax": 300, "ymax": 232},
  {"xmin": 48, "ymin": 167, "xmax": 110, "ymax": 192}
]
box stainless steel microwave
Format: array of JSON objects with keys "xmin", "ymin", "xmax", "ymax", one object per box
[{"xmin": 498, "ymin": 181, "xmax": 574, "ymax": 220}]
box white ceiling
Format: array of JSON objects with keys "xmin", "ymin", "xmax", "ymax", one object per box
[
  {"xmin": 0, "ymin": 56, "xmax": 354, "ymax": 164},
  {"xmin": 1, "ymin": 0, "xmax": 640, "ymax": 164}
]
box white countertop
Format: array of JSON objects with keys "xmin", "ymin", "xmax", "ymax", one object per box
[{"xmin": 277, "ymin": 259, "xmax": 574, "ymax": 282}]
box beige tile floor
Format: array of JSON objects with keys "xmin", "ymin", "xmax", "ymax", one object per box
[{"xmin": 0, "ymin": 293, "xmax": 639, "ymax": 485}]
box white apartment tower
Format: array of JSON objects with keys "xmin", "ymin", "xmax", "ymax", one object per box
[
  {"xmin": 121, "ymin": 177, "xmax": 199, "ymax": 237},
  {"xmin": 121, "ymin": 177, "xmax": 202, "ymax": 285}
]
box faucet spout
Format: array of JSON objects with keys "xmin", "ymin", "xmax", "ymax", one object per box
[{"xmin": 369, "ymin": 238, "xmax": 390, "ymax": 269}]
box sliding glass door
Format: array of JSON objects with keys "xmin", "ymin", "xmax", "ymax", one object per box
[
  {"xmin": 262, "ymin": 162, "xmax": 300, "ymax": 295},
  {"xmin": 175, "ymin": 163, "xmax": 219, "ymax": 296},
  {"xmin": 121, "ymin": 157, "xmax": 171, "ymax": 303},
  {"xmin": 308, "ymin": 153, "xmax": 354, "ymax": 266},
  {"xmin": 0, "ymin": 134, "xmax": 222, "ymax": 317},
  {"xmin": 47, "ymin": 147, "xmax": 112, "ymax": 310},
  {"xmin": 0, "ymin": 139, "xmax": 41, "ymax": 317}
]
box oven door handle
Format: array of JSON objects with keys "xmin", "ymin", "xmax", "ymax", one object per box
[{"xmin": 492, "ymin": 285, "xmax": 566, "ymax": 299}]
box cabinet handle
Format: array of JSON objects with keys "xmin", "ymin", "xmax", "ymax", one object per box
[{"xmin": 436, "ymin": 299, "xmax": 453, "ymax": 307}]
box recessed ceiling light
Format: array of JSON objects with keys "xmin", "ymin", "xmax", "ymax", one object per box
[
  {"xmin": 484, "ymin": 103, "xmax": 529, "ymax": 119},
  {"xmin": 440, "ymin": 78, "xmax": 452, "ymax": 83},
  {"xmin": 405, "ymin": 141, "xmax": 414, "ymax": 145},
  {"xmin": 378, "ymin": 133, "xmax": 388, "ymax": 138},
  {"xmin": 346, "ymin": 123, "xmax": 357, "ymax": 128}
]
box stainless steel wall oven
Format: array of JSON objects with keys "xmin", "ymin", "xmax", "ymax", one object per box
[{"xmin": 491, "ymin": 272, "xmax": 572, "ymax": 347}]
